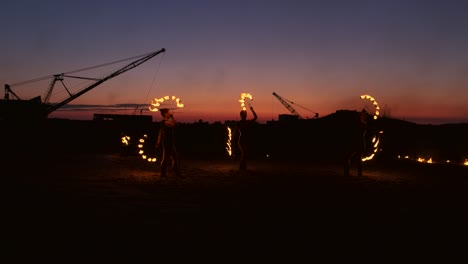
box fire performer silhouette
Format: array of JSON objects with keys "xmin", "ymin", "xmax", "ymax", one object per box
[
  {"xmin": 344, "ymin": 109, "xmax": 369, "ymax": 177},
  {"xmin": 156, "ymin": 108, "xmax": 181, "ymax": 177},
  {"xmin": 234, "ymin": 106, "xmax": 258, "ymax": 171}
]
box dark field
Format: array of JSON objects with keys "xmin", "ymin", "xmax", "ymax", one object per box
[{"xmin": 2, "ymin": 117, "xmax": 468, "ymax": 259}]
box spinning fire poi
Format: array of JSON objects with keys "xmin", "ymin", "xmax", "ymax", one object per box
[
  {"xmin": 149, "ymin": 95, "xmax": 184, "ymax": 112},
  {"xmin": 140, "ymin": 95, "xmax": 185, "ymax": 161},
  {"xmin": 226, "ymin": 126, "xmax": 232, "ymax": 156},
  {"xmin": 138, "ymin": 134, "xmax": 157, "ymax": 162},
  {"xmin": 239, "ymin": 92, "xmax": 253, "ymax": 111},
  {"xmin": 360, "ymin": 94, "xmax": 383, "ymax": 162}
]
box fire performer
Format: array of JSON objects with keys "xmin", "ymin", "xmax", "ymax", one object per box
[
  {"xmin": 234, "ymin": 105, "xmax": 258, "ymax": 171},
  {"xmin": 344, "ymin": 109, "xmax": 368, "ymax": 177},
  {"xmin": 156, "ymin": 108, "xmax": 181, "ymax": 177}
]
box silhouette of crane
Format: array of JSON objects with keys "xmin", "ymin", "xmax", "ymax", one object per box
[
  {"xmin": 2, "ymin": 48, "xmax": 166, "ymax": 120},
  {"xmin": 272, "ymin": 92, "xmax": 318, "ymax": 119}
]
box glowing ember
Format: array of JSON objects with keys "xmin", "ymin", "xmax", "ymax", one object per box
[
  {"xmin": 361, "ymin": 154, "xmax": 375, "ymax": 162},
  {"xmin": 121, "ymin": 135, "xmax": 130, "ymax": 146},
  {"xmin": 417, "ymin": 157, "xmax": 433, "ymax": 163},
  {"xmin": 239, "ymin": 92, "xmax": 253, "ymax": 111},
  {"xmin": 399, "ymin": 155, "xmax": 468, "ymax": 166},
  {"xmin": 226, "ymin": 126, "xmax": 232, "ymax": 156},
  {"xmin": 149, "ymin": 95, "xmax": 184, "ymax": 112}
]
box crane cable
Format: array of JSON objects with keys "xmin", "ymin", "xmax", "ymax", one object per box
[
  {"xmin": 9, "ymin": 51, "xmax": 159, "ymax": 87},
  {"xmin": 282, "ymin": 95, "xmax": 318, "ymax": 116},
  {"xmin": 132, "ymin": 51, "xmax": 166, "ymax": 116}
]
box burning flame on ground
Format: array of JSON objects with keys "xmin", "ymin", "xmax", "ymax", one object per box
[
  {"xmin": 149, "ymin": 95, "xmax": 184, "ymax": 112},
  {"xmin": 398, "ymin": 155, "xmax": 468, "ymax": 166},
  {"xmin": 417, "ymin": 157, "xmax": 433, "ymax": 163},
  {"xmin": 239, "ymin": 92, "xmax": 253, "ymax": 111}
]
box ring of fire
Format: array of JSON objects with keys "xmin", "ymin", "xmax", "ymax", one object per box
[
  {"xmin": 138, "ymin": 134, "xmax": 157, "ymax": 162},
  {"xmin": 360, "ymin": 94, "xmax": 383, "ymax": 162},
  {"xmin": 360, "ymin": 94, "xmax": 380, "ymax": 120},
  {"xmin": 149, "ymin": 95, "xmax": 184, "ymax": 112}
]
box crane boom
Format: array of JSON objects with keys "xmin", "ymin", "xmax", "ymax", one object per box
[
  {"xmin": 44, "ymin": 74, "xmax": 64, "ymax": 104},
  {"xmin": 45, "ymin": 48, "xmax": 166, "ymax": 115},
  {"xmin": 272, "ymin": 92, "xmax": 303, "ymax": 119},
  {"xmin": 1, "ymin": 48, "xmax": 165, "ymax": 121}
]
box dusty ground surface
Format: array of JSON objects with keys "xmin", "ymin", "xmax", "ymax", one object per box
[{"xmin": 3, "ymin": 151, "xmax": 468, "ymax": 259}]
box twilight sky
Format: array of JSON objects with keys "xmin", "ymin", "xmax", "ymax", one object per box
[{"xmin": 1, "ymin": 0, "xmax": 467, "ymax": 124}]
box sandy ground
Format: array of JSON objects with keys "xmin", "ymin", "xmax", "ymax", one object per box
[{"xmin": 4, "ymin": 152, "xmax": 468, "ymax": 259}]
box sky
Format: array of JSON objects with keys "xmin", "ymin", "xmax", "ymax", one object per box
[{"xmin": 1, "ymin": 0, "xmax": 468, "ymax": 124}]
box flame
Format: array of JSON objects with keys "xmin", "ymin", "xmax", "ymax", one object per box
[
  {"xmin": 121, "ymin": 135, "xmax": 130, "ymax": 146},
  {"xmin": 417, "ymin": 157, "xmax": 433, "ymax": 163},
  {"xmin": 239, "ymin": 92, "xmax": 253, "ymax": 111},
  {"xmin": 398, "ymin": 155, "xmax": 468, "ymax": 165},
  {"xmin": 137, "ymin": 134, "xmax": 157, "ymax": 162},
  {"xmin": 226, "ymin": 126, "xmax": 232, "ymax": 156},
  {"xmin": 149, "ymin": 95, "xmax": 184, "ymax": 112},
  {"xmin": 360, "ymin": 94, "xmax": 382, "ymax": 162},
  {"xmin": 362, "ymin": 154, "xmax": 374, "ymax": 162},
  {"xmin": 361, "ymin": 132, "xmax": 383, "ymax": 162},
  {"xmin": 360, "ymin": 94, "xmax": 380, "ymax": 120}
]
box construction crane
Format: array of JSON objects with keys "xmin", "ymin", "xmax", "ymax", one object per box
[
  {"xmin": 272, "ymin": 92, "xmax": 319, "ymax": 119},
  {"xmin": 1, "ymin": 48, "xmax": 166, "ymax": 120}
]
